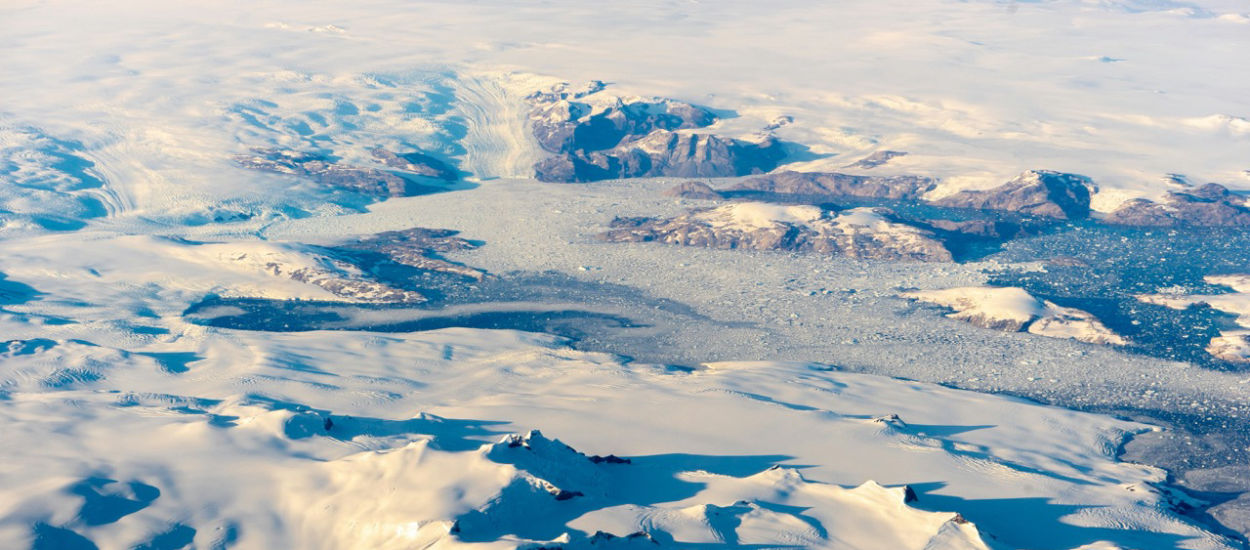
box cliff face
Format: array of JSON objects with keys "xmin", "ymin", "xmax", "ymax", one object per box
[{"xmin": 535, "ymin": 131, "xmax": 785, "ymax": 183}]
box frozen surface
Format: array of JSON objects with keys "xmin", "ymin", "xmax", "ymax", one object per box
[
  {"xmin": 3, "ymin": 0, "xmax": 1249, "ymax": 211},
  {"xmin": 1138, "ymin": 275, "xmax": 1250, "ymax": 363},
  {"xmin": 2, "ymin": 0, "xmax": 1250, "ymax": 548},
  {"xmin": 0, "ymin": 326, "xmax": 1231, "ymax": 549}
]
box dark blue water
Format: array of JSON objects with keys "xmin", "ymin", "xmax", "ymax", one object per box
[{"xmin": 985, "ymin": 223, "xmax": 1250, "ymax": 370}]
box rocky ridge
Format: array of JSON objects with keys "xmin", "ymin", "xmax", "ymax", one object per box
[
  {"xmin": 235, "ymin": 148, "xmax": 457, "ymax": 199},
  {"xmin": 601, "ymin": 202, "xmax": 954, "ymax": 262},
  {"xmin": 844, "ymin": 150, "xmax": 908, "ymax": 169},
  {"xmin": 930, "ymin": 170, "xmax": 1094, "ymax": 220},
  {"xmin": 528, "ymin": 83, "xmax": 784, "ymax": 182},
  {"xmin": 687, "ymin": 169, "xmax": 1094, "ymax": 223},
  {"xmin": 1107, "ymin": 183, "xmax": 1250, "ymax": 227},
  {"xmin": 536, "ymin": 131, "xmax": 784, "ymax": 183},
  {"xmin": 190, "ymin": 228, "xmax": 488, "ymax": 304},
  {"xmin": 728, "ymin": 170, "xmax": 937, "ymax": 201},
  {"xmin": 334, "ymin": 227, "xmax": 487, "ymax": 282}
]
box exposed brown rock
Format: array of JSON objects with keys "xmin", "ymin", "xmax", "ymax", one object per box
[
  {"xmin": 662, "ymin": 181, "xmax": 724, "ymax": 200},
  {"xmin": 933, "ymin": 170, "xmax": 1093, "ymax": 219},
  {"xmin": 370, "ymin": 148, "xmax": 458, "ymax": 181},
  {"xmin": 1105, "ymin": 183, "xmax": 1250, "ymax": 227},
  {"xmin": 235, "ymin": 148, "xmax": 447, "ymax": 198},
  {"xmin": 535, "ymin": 132, "xmax": 785, "ymax": 183},
  {"xmin": 730, "ymin": 170, "xmax": 936, "ymax": 201},
  {"xmin": 528, "ymin": 87, "xmax": 716, "ymax": 155},
  {"xmin": 600, "ymin": 203, "xmax": 953, "ymax": 262},
  {"xmin": 339, "ymin": 228, "xmax": 487, "ymax": 281},
  {"xmin": 844, "ymin": 150, "xmax": 907, "ymax": 169}
]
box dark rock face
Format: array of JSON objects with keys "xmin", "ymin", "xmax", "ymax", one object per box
[
  {"xmin": 535, "ymin": 132, "xmax": 785, "ymax": 183},
  {"xmin": 922, "ymin": 218, "xmax": 1039, "ymax": 240},
  {"xmin": 1105, "ymin": 183, "xmax": 1250, "ymax": 227},
  {"xmin": 369, "ymin": 148, "xmax": 458, "ymax": 181},
  {"xmin": 527, "ymin": 82, "xmax": 785, "ymax": 183},
  {"xmin": 283, "ymin": 267, "xmax": 427, "ymax": 303},
  {"xmin": 247, "ymin": 228, "xmax": 487, "ymax": 304},
  {"xmin": 730, "ymin": 170, "xmax": 936, "ymax": 201},
  {"xmin": 335, "ymin": 227, "xmax": 486, "ymax": 281},
  {"xmin": 933, "ymin": 170, "xmax": 1093, "ymax": 219},
  {"xmin": 925, "ymin": 219, "xmax": 1004, "ymax": 237},
  {"xmin": 600, "ymin": 203, "xmax": 953, "ymax": 262},
  {"xmin": 529, "ymin": 84, "xmax": 717, "ymax": 155},
  {"xmin": 235, "ymin": 148, "xmax": 453, "ymax": 198},
  {"xmin": 588, "ymin": 454, "xmax": 631, "ymax": 464},
  {"xmin": 663, "ymin": 181, "xmax": 724, "ymax": 200},
  {"xmin": 844, "ymin": 150, "xmax": 907, "ymax": 169},
  {"xmin": 523, "ymin": 79, "xmax": 607, "ymax": 104},
  {"xmin": 531, "ymin": 98, "xmax": 716, "ymax": 155}
]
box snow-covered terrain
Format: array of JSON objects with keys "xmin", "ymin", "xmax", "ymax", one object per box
[
  {"xmin": 4, "ymin": 0, "xmax": 1249, "ymax": 211},
  {"xmin": 0, "ymin": 325, "xmax": 1229, "ymax": 549},
  {"xmin": 3, "ymin": 0, "xmax": 1250, "ymax": 548},
  {"xmin": 904, "ymin": 286, "xmax": 1128, "ymax": 344}
]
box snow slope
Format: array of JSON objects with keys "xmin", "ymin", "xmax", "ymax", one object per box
[
  {"xmin": 0, "ymin": 192, "xmax": 1241, "ymax": 547},
  {"xmin": 3, "ymin": 0, "xmax": 1249, "ymax": 213},
  {"xmin": 1, "ymin": 0, "xmax": 1248, "ymax": 548},
  {"xmin": 0, "ymin": 326, "xmax": 1229, "ymax": 549}
]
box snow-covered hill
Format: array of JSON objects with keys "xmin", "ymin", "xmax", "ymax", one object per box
[
  {"xmin": 0, "ymin": 326, "xmax": 1226, "ymax": 549},
  {"xmin": 2, "ymin": 0, "xmax": 1249, "ymax": 548}
]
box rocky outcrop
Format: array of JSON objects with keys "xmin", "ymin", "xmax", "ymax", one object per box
[
  {"xmin": 535, "ymin": 132, "xmax": 785, "ymax": 183},
  {"xmin": 284, "ymin": 266, "xmax": 427, "ymax": 303},
  {"xmin": 600, "ymin": 202, "xmax": 953, "ymax": 262},
  {"xmin": 202, "ymin": 228, "xmax": 488, "ymax": 304},
  {"xmin": 725, "ymin": 168, "xmax": 1098, "ymax": 221},
  {"xmin": 1105, "ymin": 183, "xmax": 1250, "ymax": 227},
  {"xmin": 336, "ymin": 227, "xmax": 487, "ymax": 281},
  {"xmin": 844, "ymin": 150, "xmax": 907, "ymax": 169},
  {"xmin": 933, "ymin": 170, "xmax": 1094, "ymax": 219},
  {"xmin": 523, "ymin": 79, "xmax": 608, "ymax": 103},
  {"xmin": 663, "ymin": 181, "xmax": 724, "ymax": 200},
  {"xmin": 202, "ymin": 242, "xmax": 429, "ymax": 303},
  {"xmin": 729, "ymin": 170, "xmax": 936, "ymax": 201},
  {"xmin": 924, "ymin": 218, "xmax": 1020, "ymax": 239},
  {"xmin": 528, "ymin": 83, "xmax": 717, "ymax": 155},
  {"xmin": 527, "ymin": 82, "xmax": 787, "ymax": 183},
  {"xmin": 369, "ymin": 148, "xmax": 458, "ymax": 181},
  {"xmin": 235, "ymin": 148, "xmax": 453, "ymax": 198}
]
